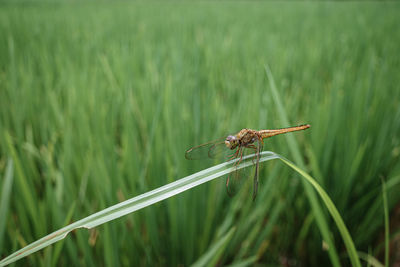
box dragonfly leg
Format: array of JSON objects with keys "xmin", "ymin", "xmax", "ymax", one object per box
[
  {"xmin": 252, "ymin": 151, "xmax": 257, "ymax": 165},
  {"xmin": 230, "ymin": 147, "xmax": 244, "ymax": 167},
  {"xmin": 244, "ymin": 140, "xmax": 262, "ymax": 166},
  {"xmin": 226, "ymin": 147, "xmax": 244, "ymax": 196},
  {"xmin": 245, "ymin": 145, "xmax": 258, "ymax": 164},
  {"xmin": 228, "ymin": 148, "xmax": 240, "ymax": 160},
  {"xmin": 238, "ymin": 147, "xmax": 244, "ymax": 162},
  {"xmin": 253, "ymin": 175, "xmax": 259, "ymax": 201}
]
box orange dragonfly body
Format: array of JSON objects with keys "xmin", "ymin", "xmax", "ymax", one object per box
[{"xmin": 185, "ymin": 124, "xmax": 310, "ymax": 200}]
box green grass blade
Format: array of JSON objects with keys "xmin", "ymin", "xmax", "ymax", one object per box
[
  {"xmin": 4, "ymin": 132, "xmax": 39, "ymax": 230},
  {"xmin": 0, "ymin": 159, "xmax": 14, "ymax": 252},
  {"xmin": 265, "ymin": 64, "xmax": 341, "ymax": 267},
  {"xmin": 277, "ymin": 156, "xmax": 361, "ymax": 267},
  {"xmin": 357, "ymin": 251, "xmax": 384, "ymax": 267},
  {"xmin": 380, "ymin": 177, "xmax": 389, "ymax": 267},
  {"xmin": 228, "ymin": 256, "xmax": 258, "ymax": 267},
  {"xmin": 51, "ymin": 203, "xmax": 76, "ymax": 267},
  {"xmin": 0, "ymin": 152, "xmax": 279, "ymax": 266},
  {"xmin": 191, "ymin": 227, "xmax": 236, "ymax": 267},
  {"xmin": 0, "ymin": 151, "xmax": 361, "ymax": 267}
]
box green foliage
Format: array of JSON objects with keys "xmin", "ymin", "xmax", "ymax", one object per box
[
  {"xmin": 0, "ymin": 152, "xmax": 361, "ymax": 267},
  {"xmin": 0, "ymin": 1, "xmax": 399, "ymax": 266},
  {"xmin": 0, "ymin": 152, "xmax": 279, "ymax": 266}
]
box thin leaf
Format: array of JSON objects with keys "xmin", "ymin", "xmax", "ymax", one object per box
[
  {"xmin": 0, "ymin": 152, "xmax": 279, "ymax": 266},
  {"xmin": 228, "ymin": 256, "xmax": 258, "ymax": 267},
  {"xmin": 357, "ymin": 251, "xmax": 384, "ymax": 267},
  {"xmin": 277, "ymin": 156, "xmax": 361, "ymax": 267},
  {"xmin": 4, "ymin": 132, "xmax": 39, "ymax": 230},
  {"xmin": 0, "ymin": 152, "xmax": 361, "ymax": 267},
  {"xmin": 381, "ymin": 177, "xmax": 389, "ymax": 267},
  {"xmin": 191, "ymin": 227, "xmax": 236, "ymax": 267},
  {"xmin": 51, "ymin": 203, "xmax": 76, "ymax": 266},
  {"xmin": 0, "ymin": 159, "xmax": 14, "ymax": 252},
  {"xmin": 265, "ymin": 64, "xmax": 341, "ymax": 267}
]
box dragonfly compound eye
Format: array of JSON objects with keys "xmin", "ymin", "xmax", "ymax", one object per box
[{"xmin": 225, "ymin": 135, "xmax": 238, "ymax": 149}]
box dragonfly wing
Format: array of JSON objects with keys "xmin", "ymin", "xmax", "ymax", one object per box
[
  {"xmin": 226, "ymin": 148, "xmax": 246, "ymax": 196},
  {"xmin": 185, "ymin": 138, "xmax": 226, "ymax": 160},
  {"xmin": 185, "ymin": 143, "xmax": 214, "ymax": 160},
  {"xmin": 226, "ymin": 147, "xmax": 257, "ymax": 197},
  {"xmin": 208, "ymin": 142, "xmax": 233, "ymax": 159},
  {"xmin": 252, "ymin": 140, "xmax": 262, "ymax": 200}
]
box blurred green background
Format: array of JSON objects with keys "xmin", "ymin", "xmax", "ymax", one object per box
[{"xmin": 1, "ymin": 1, "xmax": 400, "ymax": 266}]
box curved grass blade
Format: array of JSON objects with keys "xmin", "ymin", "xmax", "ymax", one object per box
[
  {"xmin": 357, "ymin": 251, "xmax": 384, "ymax": 267},
  {"xmin": 265, "ymin": 64, "xmax": 341, "ymax": 267},
  {"xmin": 191, "ymin": 227, "xmax": 236, "ymax": 267},
  {"xmin": 0, "ymin": 151, "xmax": 360, "ymax": 267},
  {"xmin": 0, "ymin": 159, "xmax": 14, "ymax": 252},
  {"xmin": 0, "ymin": 152, "xmax": 279, "ymax": 266},
  {"xmin": 277, "ymin": 156, "xmax": 361, "ymax": 267},
  {"xmin": 228, "ymin": 256, "xmax": 258, "ymax": 267}
]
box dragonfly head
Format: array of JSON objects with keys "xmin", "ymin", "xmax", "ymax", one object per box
[{"xmin": 225, "ymin": 135, "xmax": 239, "ymax": 149}]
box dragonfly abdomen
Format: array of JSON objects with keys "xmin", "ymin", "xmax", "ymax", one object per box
[{"xmin": 259, "ymin": 124, "xmax": 310, "ymax": 139}]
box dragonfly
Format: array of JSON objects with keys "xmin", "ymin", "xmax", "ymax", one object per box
[{"xmin": 185, "ymin": 124, "xmax": 310, "ymax": 200}]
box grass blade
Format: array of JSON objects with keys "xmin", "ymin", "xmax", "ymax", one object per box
[
  {"xmin": 191, "ymin": 227, "xmax": 236, "ymax": 267},
  {"xmin": 228, "ymin": 256, "xmax": 258, "ymax": 267},
  {"xmin": 277, "ymin": 156, "xmax": 361, "ymax": 267},
  {"xmin": 357, "ymin": 251, "xmax": 384, "ymax": 267},
  {"xmin": 265, "ymin": 64, "xmax": 342, "ymax": 267},
  {"xmin": 0, "ymin": 151, "xmax": 360, "ymax": 267},
  {"xmin": 4, "ymin": 132, "xmax": 39, "ymax": 231},
  {"xmin": 0, "ymin": 152, "xmax": 279, "ymax": 266},
  {"xmin": 0, "ymin": 159, "xmax": 14, "ymax": 252},
  {"xmin": 381, "ymin": 177, "xmax": 389, "ymax": 267},
  {"xmin": 51, "ymin": 203, "xmax": 76, "ymax": 266}
]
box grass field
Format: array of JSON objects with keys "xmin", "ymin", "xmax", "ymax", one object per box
[{"xmin": 1, "ymin": 1, "xmax": 400, "ymax": 266}]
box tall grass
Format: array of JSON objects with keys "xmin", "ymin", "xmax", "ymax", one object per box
[{"xmin": 0, "ymin": 1, "xmax": 399, "ymax": 266}]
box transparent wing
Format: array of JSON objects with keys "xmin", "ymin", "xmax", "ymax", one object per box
[
  {"xmin": 226, "ymin": 147, "xmax": 258, "ymax": 197},
  {"xmin": 208, "ymin": 142, "xmax": 233, "ymax": 159},
  {"xmin": 252, "ymin": 140, "xmax": 263, "ymax": 200},
  {"xmin": 226, "ymin": 165, "xmax": 253, "ymax": 197},
  {"xmin": 185, "ymin": 138, "xmax": 229, "ymax": 160}
]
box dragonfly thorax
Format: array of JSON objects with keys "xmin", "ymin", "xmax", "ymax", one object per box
[{"xmin": 225, "ymin": 135, "xmax": 239, "ymax": 150}]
